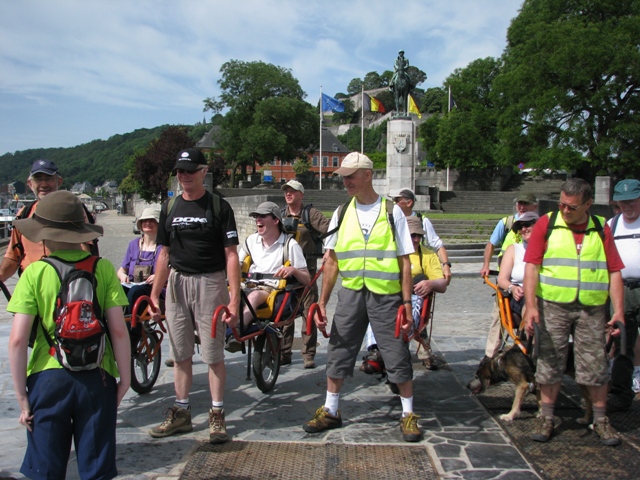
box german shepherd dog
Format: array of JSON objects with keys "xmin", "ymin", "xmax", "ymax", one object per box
[{"xmin": 467, "ymin": 345, "xmax": 593, "ymax": 423}]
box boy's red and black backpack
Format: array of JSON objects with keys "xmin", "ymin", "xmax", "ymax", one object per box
[{"xmin": 38, "ymin": 255, "xmax": 108, "ymax": 371}]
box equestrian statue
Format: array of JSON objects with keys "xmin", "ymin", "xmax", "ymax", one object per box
[{"xmin": 389, "ymin": 50, "xmax": 414, "ymax": 117}]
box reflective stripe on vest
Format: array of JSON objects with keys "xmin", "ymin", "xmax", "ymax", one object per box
[
  {"xmin": 537, "ymin": 213, "xmax": 609, "ymax": 305},
  {"xmin": 334, "ymin": 198, "xmax": 400, "ymax": 294}
]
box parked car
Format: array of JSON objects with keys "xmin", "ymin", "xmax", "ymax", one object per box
[{"xmin": 133, "ymin": 219, "xmax": 140, "ymax": 234}]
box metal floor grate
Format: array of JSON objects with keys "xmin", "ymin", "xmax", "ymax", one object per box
[{"xmin": 180, "ymin": 441, "xmax": 436, "ymax": 480}]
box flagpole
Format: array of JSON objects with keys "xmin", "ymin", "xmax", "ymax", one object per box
[
  {"xmin": 319, "ymin": 86, "xmax": 323, "ymax": 191},
  {"xmin": 361, "ymin": 85, "xmax": 364, "ymax": 154},
  {"xmin": 447, "ymin": 85, "xmax": 451, "ymax": 192}
]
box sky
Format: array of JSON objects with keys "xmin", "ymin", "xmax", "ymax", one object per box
[{"xmin": 0, "ymin": 0, "xmax": 523, "ymax": 156}]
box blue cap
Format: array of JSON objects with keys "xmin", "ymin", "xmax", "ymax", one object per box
[
  {"xmin": 613, "ymin": 179, "xmax": 640, "ymax": 201},
  {"xmin": 30, "ymin": 159, "xmax": 59, "ymax": 176}
]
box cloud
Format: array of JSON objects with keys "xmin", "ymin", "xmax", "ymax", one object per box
[{"xmin": 0, "ymin": 0, "xmax": 522, "ymax": 153}]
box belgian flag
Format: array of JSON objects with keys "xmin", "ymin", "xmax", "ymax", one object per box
[{"xmin": 363, "ymin": 93, "xmax": 385, "ymax": 113}]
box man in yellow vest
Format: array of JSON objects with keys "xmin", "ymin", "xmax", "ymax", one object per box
[
  {"xmin": 303, "ymin": 152, "xmax": 421, "ymax": 442},
  {"xmin": 523, "ymin": 178, "xmax": 625, "ymax": 446}
]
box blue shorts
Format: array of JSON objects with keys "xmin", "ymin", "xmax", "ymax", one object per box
[{"xmin": 22, "ymin": 368, "xmax": 118, "ymax": 480}]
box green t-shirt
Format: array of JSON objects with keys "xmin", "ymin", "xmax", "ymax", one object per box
[{"xmin": 7, "ymin": 250, "xmax": 129, "ymax": 377}]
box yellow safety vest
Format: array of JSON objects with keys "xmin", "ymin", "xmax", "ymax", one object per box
[
  {"xmin": 537, "ymin": 213, "xmax": 609, "ymax": 305},
  {"xmin": 334, "ymin": 198, "xmax": 400, "ymax": 294}
]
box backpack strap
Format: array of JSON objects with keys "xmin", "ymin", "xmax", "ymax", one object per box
[
  {"xmin": 545, "ymin": 211, "xmax": 605, "ymax": 243},
  {"xmin": 503, "ymin": 215, "xmax": 515, "ymax": 239},
  {"xmin": 609, "ymin": 213, "xmax": 638, "ymax": 240},
  {"xmin": 13, "ymin": 201, "xmax": 37, "ymax": 274},
  {"xmin": 320, "ymin": 198, "xmax": 396, "ymax": 242}
]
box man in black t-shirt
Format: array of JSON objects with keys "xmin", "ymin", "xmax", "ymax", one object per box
[{"xmin": 149, "ymin": 148, "xmax": 240, "ymax": 445}]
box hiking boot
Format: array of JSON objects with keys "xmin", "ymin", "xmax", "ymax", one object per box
[
  {"xmin": 208, "ymin": 407, "xmax": 228, "ymax": 444},
  {"xmin": 400, "ymin": 413, "xmax": 422, "ymax": 442},
  {"xmin": 422, "ymin": 355, "xmax": 437, "ymax": 371},
  {"xmin": 530, "ymin": 415, "xmax": 554, "ymax": 442},
  {"xmin": 149, "ymin": 406, "xmax": 192, "ymax": 438},
  {"xmin": 606, "ymin": 394, "xmax": 632, "ymax": 413},
  {"xmin": 591, "ymin": 417, "xmax": 621, "ymax": 446},
  {"xmin": 303, "ymin": 357, "xmax": 316, "ymax": 369},
  {"xmin": 225, "ymin": 335, "xmax": 243, "ymax": 353},
  {"xmin": 303, "ymin": 406, "xmax": 342, "ymax": 433}
]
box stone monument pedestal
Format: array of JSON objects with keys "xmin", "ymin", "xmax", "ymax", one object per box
[{"xmin": 385, "ymin": 118, "xmax": 429, "ymax": 209}]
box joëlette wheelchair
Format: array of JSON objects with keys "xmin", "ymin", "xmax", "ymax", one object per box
[
  {"xmin": 212, "ymin": 265, "xmax": 323, "ymax": 394},
  {"xmin": 483, "ymin": 270, "xmax": 537, "ymax": 357},
  {"xmin": 125, "ymin": 295, "xmax": 167, "ymax": 394}
]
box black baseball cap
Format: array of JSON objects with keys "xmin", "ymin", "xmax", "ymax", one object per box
[{"xmin": 172, "ymin": 148, "xmax": 207, "ymax": 173}]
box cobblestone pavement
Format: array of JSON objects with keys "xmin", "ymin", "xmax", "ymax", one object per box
[{"xmin": 0, "ymin": 210, "xmax": 537, "ymax": 479}]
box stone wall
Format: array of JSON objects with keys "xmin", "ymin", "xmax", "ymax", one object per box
[{"xmin": 225, "ymin": 194, "xmax": 284, "ymax": 244}]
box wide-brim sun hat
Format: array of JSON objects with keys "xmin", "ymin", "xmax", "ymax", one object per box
[
  {"xmin": 13, "ymin": 190, "xmax": 103, "ymax": 244},
  {"xmin": 136, "ymin": 206, "xmax": 161, "ymax": 231}
]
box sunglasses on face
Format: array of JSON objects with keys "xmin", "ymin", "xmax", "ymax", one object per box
[
  {"xmin": 558, "ymin": 201, "xmax": 585, "ymax": 212},
  {"xmin": 410, "ymin": 233, "xmax": 423, "ymax": 239},
  {"xmin": 517, "ymin": 221, "xmax": 536, "ymax": 230},
  {"xmin": 175, "ymin": 168, "xmax": 200, "ymax": 175}
]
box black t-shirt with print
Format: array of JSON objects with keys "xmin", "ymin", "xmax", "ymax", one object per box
[{"xmin": 157, "ymin": 192, "xmax": 239, "ymax": 274}]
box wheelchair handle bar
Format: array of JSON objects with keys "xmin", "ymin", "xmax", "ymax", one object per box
[
  {"xmin": 306, "ymin": 303, "xmax": 330, "ymax": 338},
  {"xmin": 394, "ymin": 304, "xmax": 410, "ymax": 340},
  {"xmin": 130, "ymin": 295, "xmax": 165, "ymax": 332}
]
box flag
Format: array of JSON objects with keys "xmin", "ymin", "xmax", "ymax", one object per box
[
  {"xmin": 321, "ymin": 93, "xmax": 344, "ymax": 113},
  {"xmin": 363, "ymin": 93, "xmax": 386, "ymax": 113},
  {"xmin": 449, "ymin": 94, "xmax": 457, "ymax": 112},
  {"xmin": 408, "ymin": 94, "xmax": 422, "ymax": 119}
]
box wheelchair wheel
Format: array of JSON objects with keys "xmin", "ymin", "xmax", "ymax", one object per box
[
  {"xmin": 131, "ymin": 331, "xmax": 161, "ymax": 394},
  {"xmin": 252, "ymin": 331, "xmax": 281, "ymax": 393}
]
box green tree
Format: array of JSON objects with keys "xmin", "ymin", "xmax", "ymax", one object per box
[
  {"xmin": 347, "ymin": 78, "xmax": 363, "ymax": 95},
  {"xmin": 424, "ymin": 58, "xmax": 502, "ymax": 170},
  {"xmin": 363, "ymin": 71, "xmax": 383, "ymax": 90},
  {"xmin": 494, "ymin": 0, "xmax": 640, "ymax": 180},
  {"xmin": 203, "ymin": 60, "xmax": 317, "ymax": 187},
  {"xmin": 380, "ymin": 70, "xmax": 393, "ymax": 87},
  {"xmin": 407, "ymin": 66, "xmax": 428, "ymax": 88},
  {"xmin": 132, "ymin": 126, "xmax": 192, "ymax": 202},
  {"xmin": 421, "ymin": 87, "xmax": 447, "ymax": 114},
  {"xmin": 330, "ymin": 98, "xmax": 356, "ymax": 125}
]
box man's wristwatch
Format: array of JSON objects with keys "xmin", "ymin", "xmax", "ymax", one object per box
[{"xmin": 442, "ymin": 262, "xmax": 452, "ymax": 268}]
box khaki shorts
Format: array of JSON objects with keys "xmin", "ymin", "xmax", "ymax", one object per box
[
  {"xmin": 536, "ymin": 298, "xmax": 608, "ymax": 386},
  {"xmin": 165, "ymin": 270, "xmax": 229, "ymax": 364}
]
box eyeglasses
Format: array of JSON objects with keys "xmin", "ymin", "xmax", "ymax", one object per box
[
  {"xmin": 558, "ymin": 201, "xmax": 586, "ymax": 212},
  {"xmin": 410, "ymin": 233, "xmax": 423, "ymax": 239},
  {"xmin": 30, "ymin": 175, "xmax": 57, "ymax": 183}
]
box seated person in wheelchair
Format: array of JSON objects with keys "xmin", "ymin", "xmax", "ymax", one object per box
[
  {"xmin": 226, "ymin": 202, "xmax": 310, "ymax": 349},
  {"xmin": 496, "ymin": 211, "xmax": 539, "ymax": 327},
  {"xmin": 117, "ymin": 206, "xmax": 162, "ymax": 315},
  {"xmin": 362, "ymin": 216, "xmax": 447, "ymax": 371}
]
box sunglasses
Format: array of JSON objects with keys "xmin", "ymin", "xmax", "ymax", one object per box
[
  {"xmin": 558, "ymin": 201, "xmax": 585, "ymax": 212},
  {"xmin": 410, "ymin": 233, "xmax": 423, "ymax": 239},
  {"xmin": 175, "ymin": 168, "xmax": 200, "ymax": 175},
  {"xmin": 517, "ymin": 221, "xmax": 536, "ymax": 230}
]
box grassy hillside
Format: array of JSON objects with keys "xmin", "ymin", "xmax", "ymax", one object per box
[{"xmin": 0, "ymin": 124, "xmax": 209, "ymax": 190}]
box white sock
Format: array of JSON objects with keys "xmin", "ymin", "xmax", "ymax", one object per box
[
  {"xmin": 400, "ymin": 396, "xmax": 413, "ymax": 416},
  {"xmin": 175, "ymin": 399, "xmax": 189, "ymax": 410},
  {"xmin": 324, "ymin": 391, "xmax": 340, "ymax": 416},
  {"xmin": 212, "ymin": 401, "xmax": 223, "ymax": 410}
]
